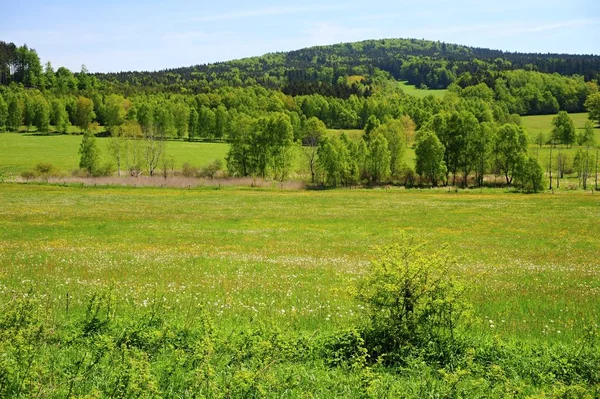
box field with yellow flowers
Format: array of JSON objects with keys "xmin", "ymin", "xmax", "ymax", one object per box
[{"xmin": 1, "ymin": 183, "xmax": 599, "ymax": 396}]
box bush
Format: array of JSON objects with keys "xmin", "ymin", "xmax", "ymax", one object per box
[
  {"xmin": 20, "ymin": 170, "xmax": 37, "ymax": 181},
  {"xmin": 181, "ymin": 162, "xmax": 199, "ymax": 178},
  {"xmin": 514, "ymin": 156, "xmax": 544, "ymax": 192},
  {"xmin": 94, "ymin": 162, "xmax": 115, "ymax": 177},
  {"xmin": 199, "ymin": 159, "xmax": 223, "ymax": 179},
  {"xmin": 356, "ymin": 233, "xmax": 470, "ymax": 364},
  {"xmin": 33, "ymin": 162, "xmax": 58, "ymax": 176},
  {"xmin": 20, "ymin": 163, "xmax": 62, "ymax": 180}
]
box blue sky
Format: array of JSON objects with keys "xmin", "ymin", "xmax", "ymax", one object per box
[{"xmin": 1, "ymin": 0, "xmax": 598, "ymax": 73}]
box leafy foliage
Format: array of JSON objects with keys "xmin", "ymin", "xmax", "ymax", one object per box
[{"xmin": 356, "ymin": 233, "xmax": 470, "ymax": 364}]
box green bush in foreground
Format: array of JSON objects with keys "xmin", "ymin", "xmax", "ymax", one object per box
[
  {"xmin": 1, "ymin": 291, "xmax": 598, "ymax": 397},
  {"xmin": 355, "ymin": 234, "xmax": 471, "ymax": 366}
]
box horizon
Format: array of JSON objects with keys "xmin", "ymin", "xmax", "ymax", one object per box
[{"xmin": 2, "ymin": 0, "xmax": 599, "ymax": 73}]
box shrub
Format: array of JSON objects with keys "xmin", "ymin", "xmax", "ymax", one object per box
[
  {"xmin": 20, "ymin": 163, "xmax": 62, "ymax": 180},
  {"xmin": 181, "ymin": 162, "xmax": 199, "ymax": 178},
  {"xmin": 199, "ymin": 159, "xmax": 223, "ymax": 179},
  {"xmin": 94, "ymin": 162, "xmax": 115, "ymax": 177},
  {"xmin": 356, "ymin": 233, "xmax": 470, "ymax": 364},
  {"xmin": 20, "ymin": 170, "xmax": 37, "ymax": 181},
  {"xmin": 34, "ymin": 162, "xmax": 58, "ymax": 176}
]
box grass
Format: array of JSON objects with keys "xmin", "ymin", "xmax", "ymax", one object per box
[
  {"xmin": 325, "ymin": 129, "xmax": 364, "ymax": 141},
  {"xmin": 1, "ymin": 184, "xmax": 598, "ymax": 340},
  {"xmin": 398, "ymin": 80, "xmax": 448, "ymax": 99},
  {"xmin": 0, "ymin": 132, "xmax": 230, "ymax": 174},
  {"xmin": 521, "ymin": 112, "xmax": 600, "ymax": 143},
  {"xmin": 1, "ymin": 184, "xmax": 599, "ymax": 396},
  {"xmin": 522, "ymin": 113, "xmax": 600, "ymax": 188}
]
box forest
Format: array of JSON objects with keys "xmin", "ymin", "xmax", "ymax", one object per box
[{"xmin": 1, "ymin": 38, "xmax": 600, "ymax": 192}]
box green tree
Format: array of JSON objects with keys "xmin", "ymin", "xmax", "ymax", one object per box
[
  {"xmin": 226, "ymin": 113, "xmax": 255, "ymax": 177},
  {"xmin": 7, "ymin": 94, "xmax": 23, "ymax": 131},
  {"xmin": 74, "ymin": 96, "xmax": 96, "ymax": 132},
  {"xmin": 198, "ymin": 106, "xmax": 216, "ymax": 139},
  {"xmin": 585, "ymin": 92, "xmax": 600, "ymax": 126},
  {"xmin": 317, "ymin": 137, "xmax": 342, "ymax": 186},
  {"xmin": 373, "ymin": 119, "xmax": 407, "ymax": 178},
  {"xmin": 515, "ymin": 156, "xmax": 544, "ymax": 192},
  {"xmin": 107, "ymin": 135, "xmax": 126, "ymax": 176},
  {"xmin": 50, "ymin": 99, "xmax": 70, "ymax": 134},
  {"xmin": 214, "ymin": 105, "xmax": 229, "ymax": 140},
  {"xmin": 136, "ymin": 101, "xmax": 154, "ymax": 133},
  {"xmin": 302, "ymin": 117, "xmax": 327, "ymax": 183},
  {"xmin": 366, "ymin": 134, "xmax": 391, "ymax": 183},
  {"xmin": 33, "ymin": 96, "xmax": 50, "ymax": 133},
  {"xmin": 494, "ymin": 123, "xmax": 528, "ymax": 185},
  {"xmin": 578, "ymin": 121, "xmax": 596, "ymax": 190},
  {"xmin": 23, "ymin": 96, "xmax": 35, "ymax": 132},
  {"xmin": 340, "ymin": 133, "xmax": 361, "ymax": 185},
  {"xmin": 228, "ymin": 112, "xmax": 295, "ymax": 179},
  {"xmin": 363, "ymin": 115, "xmax": 381, "ymax": 142},
  {"xmin": 79, "ymin": 131, "xmax": 100, "ymax": 174},
  {"xmin": 103, "ymin": 94, "xmax": 128, "ymax": 133},
  {"xmin": 172, "ymin": 101, "xmax": 190, "ymax": 139},
  {"xmin": 15, "ymin": 45, "xmax": 43, "ymax": 87},
  {"xmin": 473, "ymin": 122, "xmax": 495, "ymax": 187},
  {"xmin": 43, "ymin": 62, "xmax": 56, "ymax": 89},
  {"xmin": 428, "ymin": 111, "xmax": 480, "ymax": 186},
  {"xmin": 188, "ymin": 108, "xmax": 198, "ymax": 141},
  {"xmin": 55, "ymin": 67, "xmax": 78, "ymax": 93},
  {"xmin": 263, "ymin": 112, "xmax": 294, "ymax": 180},
  {"xmin": 551, "ymin": 111, "xmax": 575, "ymax": 147},
  {"xmin": 153, "ymin": 102, "xmax": 176, "ymax": 138},
  {"xmin": 535, "ymin": 132, "xmax": 545, "ymax": 148},
  {"xmin": 0, "ymin": 95, "xmax": 7, "ymax": 132},
  {"xmin": 578, "ymin": 121, "xmax": 596, "ymax": 147},
  {"xmin": 77, "ymin": 64, "xmax": 93, "ymax": 91},
  {"xmin": 143, "ymin": 126, "xmax": 166, "ymax": 176},
  {"xmin": 415, "ymin": 130, "xmax": 447, "ymax": 186}
]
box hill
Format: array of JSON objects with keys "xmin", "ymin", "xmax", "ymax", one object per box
[
  {"xmin": 91, "ymin": 38, "xmax": 600, "ymax": 95},
  {"xmin": 1, "ymin": 37, "xmax": 598, "ymax": 189}
]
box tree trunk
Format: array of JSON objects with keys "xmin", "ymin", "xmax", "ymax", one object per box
[
  {"xmin": 548, "ymin": 144, "xmax": 553, "ymax": 190},
  {"xmin": 583, "ymin": 148, "xmax": 589, "ymax": 190},
  {"xmin": 596, "ymin": 150, "xmax": 599, "ymax": 191}
]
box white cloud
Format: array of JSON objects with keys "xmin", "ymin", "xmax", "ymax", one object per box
[
  {"xmin": 193, "ymin": 5, "xmax": 345, "ymax": 22},
  {"xmin": 161, "ymin": 30, "xmax": 233, "ymax": 42},
  {"xmin": 410, "ymin": 18, "xmax": 599, "ymax": 38},
  {"xmin": 305, "ymin": 23, "xmax": 378, "ymax": 46},
  {"xmin": 495, "ymin": 19, "xmax": 599, "ymax": 36}
]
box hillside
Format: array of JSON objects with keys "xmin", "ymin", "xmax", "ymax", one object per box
[
  {"xmin": 91, "ymin": 38, "xmax": 600, "ymax": 94},
  {"xmin": 1, "ymin": 37, "xmax": 599, "ymax": 189}
]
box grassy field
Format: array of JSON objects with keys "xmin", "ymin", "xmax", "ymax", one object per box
[
  {"xmin": 522, "ymin": 113, "xmax": 600, "ymax": 186},
  {"xmin": 1, "ymin": 184, "xmax": 599, "ymax": 395},
  {"xmin": 521, "ymin": 112, "xmax": 600, "ymax": 143},
  {"xmin": 325, "ymin": 129, "xmax": 364, "ymax": 141},
  {"xmin": 1, "ymin": 184, "xmax": 598, "ymax": 339},
  {"xmin": 0, "ymin": 132, "xmax": 229, "ymax": 175},
  {"xmin": 398, "ymin": 80, "xmax": 448, "ymax": 99}
]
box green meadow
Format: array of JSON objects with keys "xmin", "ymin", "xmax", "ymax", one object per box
[
  {"xmin": 398, "ymin": 80, "xmax": 448, "ymax": 99},
  {"xmin": 521, "ymin": 112, "xmax": 600, "ymax": 143},
  {"xmin": 0, "ymin": 132, "xmax": 230, "ymax": 175},
  {"xmin": 2, "ymin": 112, "xmax": 596, "ymax": 181},
  {"xmin": 2, "ymin": 184, "xmax": 598, "ymax": 339},
  {"xmin": 1, "ymin": 183, "xmax": 599, "ymax": 396}
]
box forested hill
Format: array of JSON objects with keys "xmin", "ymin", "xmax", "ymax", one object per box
[{"xmin": 91, "ymin": 38, "xmax": 600, "ymax": 93}]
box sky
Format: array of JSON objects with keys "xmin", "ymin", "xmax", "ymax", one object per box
[{"xmin": 1, "ymin": 0, "xmax": 599, "ymax": 73}]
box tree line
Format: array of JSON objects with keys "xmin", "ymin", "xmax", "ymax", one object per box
[{"xmin": 1, "ymin": 38, "xmax": 599, "ymax": 191}]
